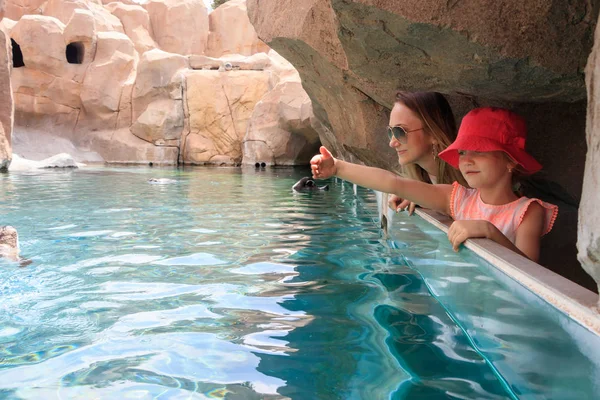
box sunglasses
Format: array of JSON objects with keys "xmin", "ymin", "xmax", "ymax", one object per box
[{"xmin": 387, "ymin": 126, "xmax": 424, "ymax": 144}]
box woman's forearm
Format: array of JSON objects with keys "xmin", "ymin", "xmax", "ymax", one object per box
[
  {"xmin": 334, "ymin": 160, "xmax": 452, "ymax": 215},
  {"xmin": 335, "ymin": 160, "xmax": 400, "ymax": 194}
]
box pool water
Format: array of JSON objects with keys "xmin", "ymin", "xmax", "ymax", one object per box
[{"xmin": 0, "ymin": 167, "xmax": 597, "ymax": 399}]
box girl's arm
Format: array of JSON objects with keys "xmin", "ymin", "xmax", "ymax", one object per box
[
  {"xmin": 448, "ymin": 202, "xmax": 545, "ymax": 262},
  {"xmin": 448, "ymin": 220, "xmax": 529, "ymax": 258},
  {"xmin": 514, "ymin": 202, "xmax": 545, "ymax": 262},
  {"xmin": 311, "ymin": 146, "xmax": 453, "ymax": 215}
]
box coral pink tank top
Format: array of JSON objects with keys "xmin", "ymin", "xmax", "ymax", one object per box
[{"xmin": 450, "ymin": 182, "xmax": 558, "ymax": 243}]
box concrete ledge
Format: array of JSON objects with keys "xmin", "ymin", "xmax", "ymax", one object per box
[
  {"xmin": 373, "ymin": 189, "xmax": 600, "ymax": 336},
  {"xmin": 414, "ymin": 207, "xmax": 600, "ymax": 335}
]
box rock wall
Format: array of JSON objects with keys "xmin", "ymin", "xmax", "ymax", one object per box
[
  {"xmin": 144, "ymin": 0, "xmax": 208, "ymax": 56},
  {"xmin": 205, "ymin": 0, "xmax": 269, "ymax": 58},
  {"xmin": 580, "ymin": 14, "xmax": 600, "ymax": 299},
  {"xmin": 1, "ymin": 0, "xmax": 321, "ymax": 166},
  {"xmin": 4, "ymin": 0, "xmax": 45, "ymax": 21},
  {"xmin": 247, "ymin": 0, "xmax": 598, "ymax": 166},
  {"xmin": 0, "ymin": 0, "xmax": 13, "ymax": 170},
  {"xmin": 183, "ymin": 70, "xmax": 270, "ymax": 164}
]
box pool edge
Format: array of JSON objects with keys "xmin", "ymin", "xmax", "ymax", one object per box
[
  {"xmin": 373, "ymin": 190, "xmax": 600, "ymax": 336},
  {"xmin": 414, "ymin": 207, "xmax": 600, "ymax": 336}
]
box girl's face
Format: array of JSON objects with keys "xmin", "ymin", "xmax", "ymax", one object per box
[
  {"xmin": 388, "ymin": 102, "xmax": 435, "ymax": 166},
  {"xmin": 458, "ymin": 150, "xmax": 513, "ymax": 189}
]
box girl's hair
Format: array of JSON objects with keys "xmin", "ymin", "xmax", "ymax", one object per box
[
  {"xmin": 506, "ymin": 155, "xmax": 526, "ymax": 196},
  {"xmin": 394, "ymin": 91, "xmax": 467, "ymax": 186}
]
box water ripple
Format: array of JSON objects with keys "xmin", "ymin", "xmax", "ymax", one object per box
[{"xmin": 0, "ymin": 168, "xmax": 597, "ymax": 399}]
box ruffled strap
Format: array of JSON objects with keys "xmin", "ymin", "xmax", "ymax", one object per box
[
  {"xmin": 516, "ymin": 198, "xmax": 559, "ymax": 236},
  {"xmin": 449, "ymin": 181, "xmax": 469, "ymax": 220}
]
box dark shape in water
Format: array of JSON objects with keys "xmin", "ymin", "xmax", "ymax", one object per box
[{"xmin": 292, "ymin": 177, "xmax": 329, "ymax": 192}]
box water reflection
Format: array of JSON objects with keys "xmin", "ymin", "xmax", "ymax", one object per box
[{"xmin": 0, "ymin": 167, "xmax": 598, "ymax": 399}]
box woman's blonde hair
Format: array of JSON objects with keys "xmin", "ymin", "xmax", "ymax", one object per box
[{"xmin": 394, "ymin": 91, "xmax": 467, "ymax": 186}]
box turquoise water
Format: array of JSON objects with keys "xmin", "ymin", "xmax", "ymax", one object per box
[{"xmin": 0, "ymin": 167, "xmax": 598, "ymax": 399}]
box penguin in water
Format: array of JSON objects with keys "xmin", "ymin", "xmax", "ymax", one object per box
[{"xmin": 292, "ymin": 177, "xmax": 329, "ymax": 192}]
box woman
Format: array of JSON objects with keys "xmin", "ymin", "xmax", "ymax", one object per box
[{"xmin": 387, "ymin": 91, "xmax": 466, "ymax": 214}]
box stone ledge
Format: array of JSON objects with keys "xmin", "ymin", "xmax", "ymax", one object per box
[
  {"xmin": 374, "ymin": 189, "xmax": 600, "ymax": 336},
  {"xmin": 414, "ymin": 206, "xmax": 600, "ymax": 336}
]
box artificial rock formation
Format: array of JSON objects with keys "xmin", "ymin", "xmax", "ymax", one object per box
[
  {"xmin": 4, "ymin": 0, "xmax": 45, "ymax": 21},
  {"xmin": 580, "ymin": 14, "xmax": 600, "ymax": 300},
  {"xmin": 1, "ymin": 0, "xmax": 321, "ymax": 167},
  {"xmin": 246, "ymin": 0, "xmax": 598, "ymax": 168},
  {"xmin": 79, "ymin": 31, "xmax": 138, "ymax": 130},
  {"xmin": 43, "ymin": 0, "xmax": 124, "ymax": 33},
  {"xmin": 206, "ymin": 0, "xmax": 269, "ymax": 58},
  {"xmin": 243, "ymin": 80, "xmax": 320, "ymax": 166},
  {"xmin": 183, "ymin": 69, "xmax": 271, "ymax": 164},
  {"xmin": 104, "ymin": 2, "xmax": 155, "ymax": 56},
  {"xmin": 11, "ymin": 15, "xmax": 67, "ymax": 77},
  {"xmin": 0, "ymin": 17, "xmax": 13, "ymax": 170},
  {"xmin": 130, "ymin": 48, "xmax": 188, "ymax": 145},
  {"xmin": 144, "ymin": 0, "xmax": 208, "ymax": 56}
]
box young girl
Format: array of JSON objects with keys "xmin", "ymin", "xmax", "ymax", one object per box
[
  {"xmin": 387, "ymin": 92, "xmax": 466, "ymax": 214},
  {"xmin": 311, "ymin": 107, "xmax": 558, "ymax": 262}
]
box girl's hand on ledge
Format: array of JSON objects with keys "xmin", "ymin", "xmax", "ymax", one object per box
[{"xmin": 447, "ymin": 220, "xmax": 493, "ymax": 251}]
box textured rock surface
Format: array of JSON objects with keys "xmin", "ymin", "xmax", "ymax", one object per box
[
  {"xmin": 206, "ymin": 0, "xmax": 269, "ymax": 58},
  {"xmin": 105, "ymin": 2, "xmax": 155, "ymax": 55},
  {"xmin": 63, "ymin": 9, "xmax": 98, "ymax": 71},
  {"xmin": 2, "ymin": 0, "xmax": 329, "ymax": 167},
  {"xmin": 182, "ymin": 70, "xmax": 270, "ymax": 164},
  {"xmin": 12, "ymin": 127, "xmax": 103, "ymax": 162},
  {"xmin": 580, "ymin": 15, "xmax": 600, "ymax": 299},
  {"xmin": 144, "ymin": 0, "xmax": 208, "ymax": 56},
  {"xmin": 79, "ymin": 31, "xmax": 137, "ymax": 130},
  {"xmin": 131, "ymin": 98, "xmax": 184, "ymax": 144},
  {"xmin": 4, "ymin": 0, "xmax": 45, "ymax": 21},
  {"xmin": 247, "ymin": 0, "xmax": 599, "ymax": 165},
  {"xmin": 43, "ymin": 0, "xmax": 124, "ymax": 33},
  {"xmin": 181, "ymin": 71, "xmax": 269, "ymax": 164},
  {"xmin": 249, "ymin": 0, "xmax": 597, "ymax": 102},
  {"xmin": 243, "ymin": 81, "xmax": 320, "ymax": 165},
  {"xmin": 0, "ymin": 20, "xmax": 12, "ymax": 170},
  {"xmin": 0, "ymin": 125, "xmax": 9, "ymax": 171},
  {"xmin": 130, "ymin": 49, "xmax": 188, "ymax": 146},
  {"xmin": 80, "ymin": 128, "xmax": 179, "ymax": 165},
  {"xmin": 12, "ymin": 67, "xmax": 82, "ymax": 132},
  {"xmin": 11, "ymin": 15, "xmax": 68, "ymax": 76}
]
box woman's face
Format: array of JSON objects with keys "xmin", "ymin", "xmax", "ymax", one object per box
[{"xmin": 388, "ymin": 102, "xmax": 435, "ymax": 166}]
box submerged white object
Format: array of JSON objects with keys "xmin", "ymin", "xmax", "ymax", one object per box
[{"xmin": 148, "ymin": 178, "xmax": 178, "ymax": 184}]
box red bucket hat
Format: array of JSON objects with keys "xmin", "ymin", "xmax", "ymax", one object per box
[{"xmin": 438, "ymin": 107, "xmax": 542, "ymax": 174}]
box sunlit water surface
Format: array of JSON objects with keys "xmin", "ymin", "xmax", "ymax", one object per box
[{"xmin": 0, "ymin": 167, "xmax": 598, "ymax": 400}]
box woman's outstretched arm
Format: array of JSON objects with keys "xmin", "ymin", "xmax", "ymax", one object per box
[{"xmin": 311, "ymin": 146, "xmax": 453, "ymax": 215}]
